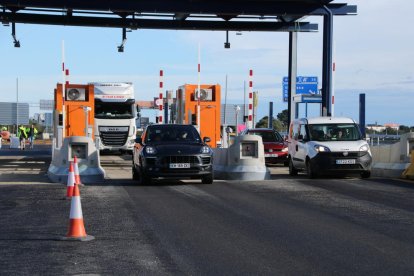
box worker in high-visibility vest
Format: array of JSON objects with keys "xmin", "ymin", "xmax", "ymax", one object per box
[
  {"xmin": 26, "ymin": 124, "xmax": 38, "ymax": 149},
  {"xmin": 18, "ymin": 125, "xmax": 28, "ymax": 150}
]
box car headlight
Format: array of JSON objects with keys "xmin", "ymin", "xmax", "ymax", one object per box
[
  {"xmin": 145, "ymin": 146, "xmax": 157, "ymax": 154},
  {"xmin": 200, "ymin": 146, "xmax": 211, "ymax": 154},
  {"xmin": 359, "ymin": 144, "xmax": 369, "ymax": 152},
  {"xmin": 314, "ymin": 145, "xmax": 330, "ymax": 152},
  {"xmin": 282, "ymin": 147, "xmax": 288, "ymax": 152}
]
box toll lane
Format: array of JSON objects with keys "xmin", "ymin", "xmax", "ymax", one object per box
[{"xmin": 0, "ymin": 154, "xmax": 414, "ymax": 275}]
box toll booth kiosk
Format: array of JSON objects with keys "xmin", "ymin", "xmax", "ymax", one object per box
[
  {"xmin": 175, "ymin": 84, "xmax": 221, "ymax": 148},
  {"xmin": 49, "ymin": 83, "xmax": 104, "ymax": 184}
]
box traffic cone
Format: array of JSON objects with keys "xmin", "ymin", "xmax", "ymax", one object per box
[
  {"xmin": 73, "ymin": 156, "xmax": 83, "ymax": 186},
  {"xmin": 62, "ymin": 184, "xmax": 94, "ymax": 241},
  {"xmin": 66, "ymin": 162, "xmax": 75, "ymax": 199}
]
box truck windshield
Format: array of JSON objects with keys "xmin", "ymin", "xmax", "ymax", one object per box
[
  {"xmin": 95, "ymin": 102, "xmax": 134, "ymax": 119},
  {"xmin": 308, "ymin": 123, "xmax": 362, "ymax": 141}
]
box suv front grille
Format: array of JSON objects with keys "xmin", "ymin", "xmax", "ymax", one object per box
[{"xmin": 160, "ymin": 156, "xmax": 199, "ymax": 165}]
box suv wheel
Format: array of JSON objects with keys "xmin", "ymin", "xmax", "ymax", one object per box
[
  {"xmin": 289, "ymin": 158, "xmax": 298, "ymax": 176},
  {"xmin": 132, "ymin": 165, "xmax": 139, "ymax": 180},
  {"xmin": 202, "ymin": 174, "xmax": 213, "ymax": 184}
]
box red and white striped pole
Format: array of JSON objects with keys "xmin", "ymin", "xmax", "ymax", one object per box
[
  {"xmin": 248, "ymin": 69, "xmax": 253, "ymax": 129},
  {"xmin": 197, "ymin": 43, "xmax": 201, "ymax": 131},
  {"xmin": 158, "ymin": 70, "xmax": 163, "ymax": 124},
  {"xmin": 61, "ymin": 40, "xmax": 66, "ymax": 141}
]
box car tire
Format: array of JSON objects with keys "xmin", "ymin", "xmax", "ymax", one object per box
[
  {"xmin": 306, "ymin": 160, "xmax": 317, "ymax": 179},
  {"xmin": 289, "ymin": 158, "xmax": 298, "ymax": 176},
  {"xmin": 201, "ymin": 174, "xmax": 213, "ymax": 184},
  {"xmin": 361, "ymin": 171, "xmax": 371, "ymax": 179}
]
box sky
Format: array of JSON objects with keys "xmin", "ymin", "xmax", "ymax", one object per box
[{"xmin": 0, "ymin": 0, "xmax": 413, "ymax": 126}]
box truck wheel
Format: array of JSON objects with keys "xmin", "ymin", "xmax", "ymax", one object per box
[
  {"xmin": 289, "ymin": 158, "xmax": 298, "ymax": 176},
  {"xmin": 201, "ymin": 174, "xmax": 213, "ymax": 184}
]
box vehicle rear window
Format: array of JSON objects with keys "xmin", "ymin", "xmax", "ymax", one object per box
[{"xmin": 249, "ymin": 131, "xmax": 283, "ymax": 142}]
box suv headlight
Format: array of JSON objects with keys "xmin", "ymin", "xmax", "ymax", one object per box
[
  {"xmin": 282, "ymin": 147, "xmax": 288, "ymax": 152},
  {"xmin": 145, "ymin": 146, "xmax": 157, "ymax": 154},
  {"xmin": 200, "ymin": 146, "xmax": 211, "ymax": 154},
  {"xmin": 314, "ymin": 145, "xmax": 330, "ymax": 152},
  {"xmin": 359, "ymin": 144, "xmax": 369, "ymax": 152}
]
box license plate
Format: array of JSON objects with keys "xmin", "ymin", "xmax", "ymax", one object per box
[
  {"xmin": 265, "ymin": 153, "xmax": 279, "ymax": 157},
  {"xmin": 336, "ymin": 159, "xmax": 356, "ymax": 164},
  {"xmin": 169, "ymin": 163, "xmax": 190, "ymax": 168}
]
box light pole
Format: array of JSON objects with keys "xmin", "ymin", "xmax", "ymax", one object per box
[{"xmin": 234, "ymin": 105, "xmax": 240, "ymax": 136}]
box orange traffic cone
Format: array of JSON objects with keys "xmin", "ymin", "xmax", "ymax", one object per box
[
  {"xmin": 73, "ymin": 156, "xmax": 83, "ymax": 186},
  {"xmin": 66, "ymin": 162, "xmax": 75, "ymax": 198},
  {"xmin": 62, "ymin": 184, "xmax": 94, "ymax": 241}
]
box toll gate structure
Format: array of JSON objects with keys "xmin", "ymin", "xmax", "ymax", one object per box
[{"xmin": 0, "ymin": 0, "xmax": 356, "ymax": 127}]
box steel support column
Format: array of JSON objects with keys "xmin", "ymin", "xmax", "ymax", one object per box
[
  {"xmin": 321, "ymin": 6, "xmax": 333, "ymax": 116},
  {"xmin": 288, "ymin": 31, "xmax": 297, "ymax": 129}
]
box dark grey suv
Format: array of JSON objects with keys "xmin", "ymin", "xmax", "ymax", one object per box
[{"xmin": 132, "ymin": 124, "xmax": 214, "ymax": 184}]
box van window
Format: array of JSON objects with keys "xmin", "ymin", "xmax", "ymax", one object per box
[
  {"xmin": 299, "ymin": 124, "xmax": 308, "ymax": 140},
  {"xmin": 291, "ymin": 122, "xmax": 300, "ymax": 141},
  {"xmin": 308, "ymin": 123, "xmax": 362, "ymax": 141}
]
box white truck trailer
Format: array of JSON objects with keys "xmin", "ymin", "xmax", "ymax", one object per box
[{"xmin": 91, "ymin": 82, "xmax": 137, "ymax": 153}]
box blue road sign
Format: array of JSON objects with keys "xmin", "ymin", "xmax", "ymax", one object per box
[{"xmin": 282, "ymin": 76, "xmax": 318, "ymax": 102}]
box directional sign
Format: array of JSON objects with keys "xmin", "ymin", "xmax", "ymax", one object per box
[{"xmin": 282, "ymin": 76, "xmax": 318, "ymax": 102}]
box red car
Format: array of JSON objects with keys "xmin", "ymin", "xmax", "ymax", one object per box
[{"xmin": 242, "ymin": 128, "xmax": 289, "ymax": 166}]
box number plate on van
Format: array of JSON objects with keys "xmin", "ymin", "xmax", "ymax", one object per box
[{"xmin": 336, "ymin": 159, "xmax": 356, "ymax": 165}]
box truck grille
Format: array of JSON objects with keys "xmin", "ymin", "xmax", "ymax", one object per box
[{"xmin": 100, "ymin": 131, "xmax": 129, "ymax": 146}]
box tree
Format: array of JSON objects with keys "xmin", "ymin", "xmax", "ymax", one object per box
[
  {"xmin": 255, "ymin": 116, "xmax": 284, "ymax": 131},
  {"xmin": 399, "ymin": 125, "xmax": 410, "ymax": 134},
  {"xmin": 277, "ymin": 109, "xmax": 289, "ymax": 128}
]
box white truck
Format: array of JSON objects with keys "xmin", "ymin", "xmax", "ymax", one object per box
[{"xmin": 91, "ymin": 82, "xmax": 137, "ymax": 153}]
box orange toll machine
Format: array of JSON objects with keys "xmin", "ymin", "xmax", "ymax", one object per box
[
  {"xmin": 54, "ymin": 83, "xmax": 95, "ymax": 137},
  {"xmin": 175, "ymin": 84, "xmax": 221, "ymax": 148}
]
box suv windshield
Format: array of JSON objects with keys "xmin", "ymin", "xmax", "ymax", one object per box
[
  {"xmin": 308, "ymin": 123, "xmax": 362, "ymax": 141},
  {"xmin": 145, "ymin": 125, "xmax": 202, "ymax": 143},
  {"xmin": 249, "ymin": 130, "xmax": 283, "ymax": 142}
]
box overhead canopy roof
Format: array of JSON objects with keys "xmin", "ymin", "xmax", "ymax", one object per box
[{"xmin": 0, "ymin": 0, "xmax": 356, "ymax": 32}]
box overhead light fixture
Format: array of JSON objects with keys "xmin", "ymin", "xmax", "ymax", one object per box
[
  {"xmin": 117, "ymin": 28, "xmax": 127, "ymax": 53},
  {"xmin": 11, "ymin": 22, "xmax": 20, "ymax": 48},
  {"xmin": 224, "ymin": 30, "xmax": 230, "ymax": 49}
]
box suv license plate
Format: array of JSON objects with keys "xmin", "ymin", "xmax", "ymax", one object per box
[
  {"xmin": 336, "ymin": 159, "xmax": 356, "ymax": 165},
  {"xmin": 265, "ymin": 153, "xmax": 279, "ymax": 157},
  {"xmin": 170, "ymin": 163, "xmax": 190, "ymax": 169}
]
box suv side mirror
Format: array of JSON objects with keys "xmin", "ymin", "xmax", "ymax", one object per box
[
  {"xmin": 135, "ymin": 137, "xmax": 142, "ymax": 144},
  {"xmin": 203, "ymin": 137, "xmax": 211, "ymax": 143},
  {"xmin": 298, "ymin": 134, "xmax": 304, "ymax": 141}
]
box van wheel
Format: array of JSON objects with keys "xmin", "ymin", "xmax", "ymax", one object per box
[
  {"xmin": 361, "ymin": 171, "xmax": 371, "ymax": 179},
  {"xmin": 289, "ymin": 158, "xmax": 298, "ymax": 176},
  {"xmin": 306, "ymin": 160, "xmax": 317, "ymax": 179}
]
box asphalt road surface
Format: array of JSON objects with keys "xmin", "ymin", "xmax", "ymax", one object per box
[{"xmin": 1, "ymin": 150, "xmax": 414, "ymax": 275}]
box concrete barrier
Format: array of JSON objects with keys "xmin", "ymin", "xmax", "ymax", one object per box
[
  {"xmin": 48, "ymin": 136, "xmax": 105, "ymax": 184},
  {"xmin": 213, "ymin": 134, "xmax": 270, "ymax": 181},
  {"xmin": 371, "ymin": 132, "xmax": 414, "ymax": 179}
]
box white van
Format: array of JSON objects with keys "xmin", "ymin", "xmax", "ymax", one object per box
[{"xmin": 288, "ymin": 117, "xmax": 372, "ymax": 178}]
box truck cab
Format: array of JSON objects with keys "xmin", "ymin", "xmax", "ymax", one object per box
[{"xmin": 91, "ymin": 82, "xmax": 137, "ymax": 153}]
